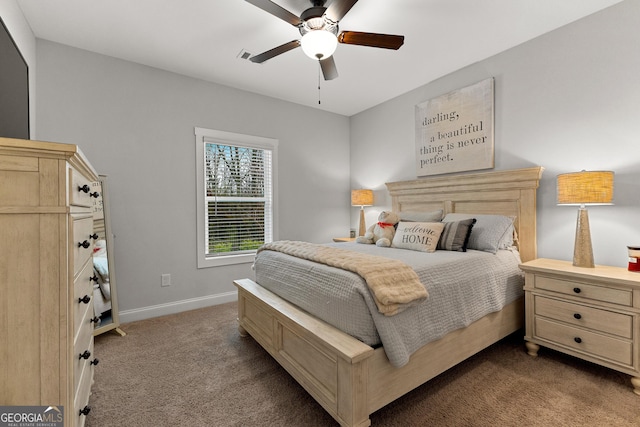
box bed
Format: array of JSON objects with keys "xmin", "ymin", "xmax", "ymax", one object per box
[{"xmin": 234, "ymin": 166, "xmax": 543, "ymax": 427}]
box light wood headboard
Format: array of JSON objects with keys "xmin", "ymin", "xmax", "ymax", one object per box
[{"xmin": 386, "ymin": 167, "xmax": 544, "ymax": 262}]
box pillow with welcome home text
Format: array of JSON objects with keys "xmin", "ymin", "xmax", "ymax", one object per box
[{"xmin": 392, "ymin": 221, "xmax": 445, "ymax": 253}]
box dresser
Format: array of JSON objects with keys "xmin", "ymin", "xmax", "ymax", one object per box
[
  {"xmin": 521, "ymin": 258, "xmax": 640, "ymax": 395},
  {"xmin": 0, "ymin": 137, "xmax": 100, "ymax": 426}
]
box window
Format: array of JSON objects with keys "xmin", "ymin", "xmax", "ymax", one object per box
[{"xmin": 195, "ymin": 128, "xmax": 278, "ymax": 268}]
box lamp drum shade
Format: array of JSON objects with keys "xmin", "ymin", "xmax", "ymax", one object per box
[
  {"xmin": 351, "ymin": 189, "xmax": 374, "ymax": 206},
  {"xmin": 557, "ymin": 171, "xmax": 614, "ymax": 205}
]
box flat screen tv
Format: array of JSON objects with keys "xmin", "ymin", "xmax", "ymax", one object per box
[{"xmin": 0, "ymin": 16, "xmax": 29, "ymax": 139}]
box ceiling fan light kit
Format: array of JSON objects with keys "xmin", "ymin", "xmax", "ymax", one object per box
[
  {"xmin": 245, "ymin": 0, "xmax": 404, "ymax": 81},
  {"xmin": 301, "ymin": 30, "xmax": 338, "ymax": 60}
]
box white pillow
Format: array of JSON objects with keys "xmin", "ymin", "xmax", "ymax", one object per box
[
  {"xmin": 442, "ymin": 213, "xmax": 515, "ymax": 253},
  {"xmin": 392, "ymin": 221, "xmax": 445, "ymax": 253}
]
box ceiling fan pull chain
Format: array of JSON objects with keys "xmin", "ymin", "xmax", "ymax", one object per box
[{"xmin": 317, "ymin": 61, "xmax": 322, "ymax": 104}]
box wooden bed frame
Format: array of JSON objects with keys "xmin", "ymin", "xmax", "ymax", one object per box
[{"xmin": 234, "ymin": 166, "xmax": 543, "ymax": 427}]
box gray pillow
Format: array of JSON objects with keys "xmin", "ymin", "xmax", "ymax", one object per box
[
  {"xmin": 399, "ymin": 209, "xmax": 443, "ymax": 222},
  {"xmin": 442, "ymin": 213, "xmax": 515, "ymax": 253}
]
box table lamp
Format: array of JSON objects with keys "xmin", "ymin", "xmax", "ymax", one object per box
[
  {"xmin": 351, "ymin": 189, "xmax": 374, "ymax": 237},
  {"xmin": 557, "ymin": 170, "xmax": 614, "ymax": 268}
]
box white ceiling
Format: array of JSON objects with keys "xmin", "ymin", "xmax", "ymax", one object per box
[{"xmin": 17, "ymin": 0, "xmax": 622, "ymax": 116}]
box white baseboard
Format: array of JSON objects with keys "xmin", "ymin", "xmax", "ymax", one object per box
[{"xmin": 119, "ymin": 291, "xmax": 238, "ymax": 324}]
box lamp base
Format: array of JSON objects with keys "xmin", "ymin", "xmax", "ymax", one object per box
[
  {"xmin": 573, "ymin": 207, "xmax": 595, "ymax": 268},
  {"xmin": 358, "ymin": 208, "xmax": 366, "ymax": 237}
]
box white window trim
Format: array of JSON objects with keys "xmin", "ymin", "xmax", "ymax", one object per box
[{"xmin": 195, "ymin": 127, "xmax": 278, "ymax": 268}]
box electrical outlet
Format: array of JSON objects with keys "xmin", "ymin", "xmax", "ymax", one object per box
[{"xmin": 161, "ymin": 274, "xmax": 171, "ymax": 287}]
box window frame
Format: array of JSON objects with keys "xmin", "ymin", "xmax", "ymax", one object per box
[{"xmin": 195, "ymin": 127, "xmax": 278, "ymax": 268}]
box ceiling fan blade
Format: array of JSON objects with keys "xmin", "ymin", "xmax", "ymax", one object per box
[
  {"xmin": 320, "ymin": 56, "xmax": 338, "ymax": 81},
  {"xmin": 244, "ymin": 0, "xmax": 301, "ymax": 26},
  {"xmin": 249, "ymin": 40, "xmax": 301, "ymax": 63},
  {"xmin": 338, "ymin": 31, "xmax": 404, "ymax": 50},
  {"xmin": 325, "ymin": 0, "xmax": 359, "ymax": 22}
]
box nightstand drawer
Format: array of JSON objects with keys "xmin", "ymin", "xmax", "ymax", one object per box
[
  {"xmin": 535, "ymin": 296, "xmax": 633, "ymax": 339},
  {"xmin": 535, "ymin": 317, "xmax": 632, "ymax": 366},
  {"xmin": 534, "ymin": 275, "xmax": 632, "ymax": 306}
]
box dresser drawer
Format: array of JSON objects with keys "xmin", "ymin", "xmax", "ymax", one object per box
[
  {"xmin": 70, "ymin": 168, "xmax": 95, "ymax": 207},
  {"xmin": 74, "ymin": 322, "xmax": 94, "ymax": 393},
  {"xmin": 534, "ymin": 296, "xmax": 633, "ymax": 339},
  {"xmin": 74, "ymin": 259, "xmax": 94, "ymax": 334},
  {"xmin": 534, "ymin": 275, "xmax": 632, "ymax": 306},
  {"xmin": 73, "ymin": 216, "xmax": 94, "ymax": 275},
  {"xmin": 535, "ymin": 317, "xmax": 633, "ymax": 366},
  {"xmin": 74, "ymin": 343, "xmax": 94, "ymax": 427}
]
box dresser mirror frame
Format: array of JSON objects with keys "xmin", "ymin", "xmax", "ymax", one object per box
[{"xmin": 92, "ymin": 175, "xmax": 125, "ymax": 336}]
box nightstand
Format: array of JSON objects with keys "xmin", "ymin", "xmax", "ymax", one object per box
[
  {"xmin": 333, "ymin": 237, "xmax": 356, "ymax": 242},
  {"xmin": 520, "ymin": 258, "xmax": 640, "ymax": 395}
]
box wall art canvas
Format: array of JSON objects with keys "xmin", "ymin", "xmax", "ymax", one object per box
[{"xmin": 415, "ymin": 78, "xmax": 494, "ymax": 176}]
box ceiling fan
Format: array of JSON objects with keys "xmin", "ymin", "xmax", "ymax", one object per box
[{"xmin": 245, "ymin": 0, "xmax": 405, "ymax": 80}]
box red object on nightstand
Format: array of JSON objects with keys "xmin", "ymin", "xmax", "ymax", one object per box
[{"xmin": 628, "ymin": 246, "xmax": 640, "ymax": 272}]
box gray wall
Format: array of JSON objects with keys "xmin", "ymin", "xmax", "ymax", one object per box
[
  {"xmin": 350, "ymin": 0, "xmax": 640, "ymax": 268},
  {"xmin": 35, "ymin": 41, "xmax": 350, "ymax": 321}
]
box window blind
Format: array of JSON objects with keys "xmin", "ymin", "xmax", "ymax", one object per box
[{"xmin": 204, "ymin": 143, "xmax": 273, "ymax": 256}]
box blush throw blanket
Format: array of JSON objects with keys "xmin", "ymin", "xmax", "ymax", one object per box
[{"xmin": 258, "ymin": 240, "xmax": 428, "ymax": 316}]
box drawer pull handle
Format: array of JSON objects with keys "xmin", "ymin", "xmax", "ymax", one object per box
[
  {"xmin": 78, "ymin": 240, "xmax": 91, "ymax": 249},
  {"xmin": 573, "ymin": 313, "xmax": 582, "ymax": 320},
  {"xmin": 90, "ymin": 275, "xmax": 99, "ymax": 282},
  {"xmin": 90, "ymin": 191, "xmax": 100, "ymax": 198},
  {"xmin": 91, "ymin": 358, "xmax": 100, "ymax": 366},
  {"xmin": 79, "ymin": 350, "xmax": 91, "ymax": 360},
  {"xmin": 79, "ymin": 406, "xmax": 91, "ymax": 416},
  {"xmin": 78, "ymin": 184, "xmax": 90, "ymax": 193},
  {"xmin": 90, "ymin": 233, "xmax": 99, "ymax": 240},
  {"xmin": 573, "ymin": 287, "xmax": 582, "ymax": 294},
  {"xmin": 90, "ymin": 316, "xmax": 100, "ymax": 324},
  {"xmin": 78, "ymin": 295, "xmax": 91, "ymax": 304},
  {"xmin": 574, "ymin": 337, "xmax": 582, "ymax": 344}
]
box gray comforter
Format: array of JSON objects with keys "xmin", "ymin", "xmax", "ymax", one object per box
[{"xmin": 253, "ymin": 242, "xmax": 524, "ymax": 367}]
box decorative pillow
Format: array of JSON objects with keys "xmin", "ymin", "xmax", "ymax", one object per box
[
  {"xmin": 442, "ymin": 213, "xmax": 515, "ymax": 253},
  {"xmin": 437, "ymin": 218, "xmax": 476, "ymax": 252},
  {"xmin": 392, "ymin": 221, "xmax": 445, "ymax": 253},
  {"xmin": 399, "ymin": 209, "xmax": 443, "ymax": 223}
]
